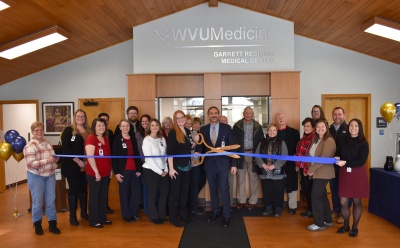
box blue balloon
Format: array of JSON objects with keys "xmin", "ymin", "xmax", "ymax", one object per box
[
  {"xmin": 11, "ymin": 136, "xmax": 27, "ymax": 154},
  {"xmin": 395, "ymin": 102, "xmax": 400, "ymax": 114},
  {"xmin": 4, "ymin": 130, "xmax": 20, "ymax": 144}
]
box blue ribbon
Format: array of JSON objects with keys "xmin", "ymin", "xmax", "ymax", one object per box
[{"xmin": 56, "ymin": 152, "xmax": 335, "ymax": 164}]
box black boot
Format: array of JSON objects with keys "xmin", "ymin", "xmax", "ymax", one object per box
[
  {"xmin": 33, "ymin": 220, "xmax": 43, "ymax": 235},
  {"xmin": 68, "ymin": 196, "xmax": 79, "ymax": 226},
  {"xmin": 49, "ymin": 220, "xmax": 61, "ymax": 234},
  {"xmin": 78, "ymin": 193, "xmax": 89, "ymax": 220}
]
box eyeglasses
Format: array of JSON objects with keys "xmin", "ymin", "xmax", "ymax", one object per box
[
  {"xmin": 76, "ymin": 115, "xmax": 85, "ymax": 118},
  {"xmin": 176, "ymin": 116, "xmax": 185, "ymax": 121},
  {"xmin": 33, "ymin": 129, "xmax": 44, "ymax": 132}
]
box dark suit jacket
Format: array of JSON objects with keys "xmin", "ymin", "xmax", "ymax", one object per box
[
  {"xmin": 195, "ymin": 123, "xmax": 236, "ymax": 170},
  {"xmin": 278, "ymin": 126, "xmax": 300, "ymax": 192},
  {"xmin": 111, "ymin": 133, "xmax": 143, "ymax": 174},
  {"xmin": 114, "ymin": 121, "xmax": 140, "ymax": 138}
]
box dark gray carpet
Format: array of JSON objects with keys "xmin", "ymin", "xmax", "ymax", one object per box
[{"xmin": 179, "ymin": 208, "xmax": 263, "ymax": 248}]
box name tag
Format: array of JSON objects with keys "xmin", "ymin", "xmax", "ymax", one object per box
[
  {"xmin": 71, "ymin": 136, "xmax": 75, "ymax": 141},
  {"xmin": 99, "ymin": 148, "xmax": 104, "ymax": 156},
  {"xmin": 122, "ymin": 143, "xmax": 127, "ymax": 148},
  {"xmin": 347, "ymin": 167, "xmax": 352, "ymax": 173}
]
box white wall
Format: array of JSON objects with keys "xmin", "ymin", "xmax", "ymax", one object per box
[
  {"xmin": 295, "ymin": 36, "xmax": 400, "ymax": 167},
  {"xmin": 3, "ymin": 104, "xmax": 36, "ymax": 184}
]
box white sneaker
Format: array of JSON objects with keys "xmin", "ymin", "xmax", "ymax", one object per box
[
  {"xmin": 307, "ymin": 224, "xmax": 325, "ymax": 231},
  {"xmin": 324, "ymin": 221, "xmax": 333, "ymax": 227}
]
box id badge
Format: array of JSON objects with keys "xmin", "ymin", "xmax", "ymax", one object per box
[
  {"xmin": 71, "ymin": 136, "xmax": 76, "ymax": 141},
  {"xmin": 346, "ymin": 167, "xmax": 352, "ymax": 173},
  {"xmin": 122, "ymin": 143, "xmax": 127, "ymax": 149},
  {"xmin": 99, "ymin": 148, "xmax": 104, "ymax": 156}
]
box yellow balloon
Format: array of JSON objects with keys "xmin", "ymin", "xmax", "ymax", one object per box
[
  {"xmin": 11, "ymin": 151, "xmax": 24, "ymax": 162},
  {"xmin": 0, "ymin": 142, "xmax": 12, "ymax": 161},
  {"xmin": 380, "ymin": 102, "xmax": 396, "ymax": 123}
]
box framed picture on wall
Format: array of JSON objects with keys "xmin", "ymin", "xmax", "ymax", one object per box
[{"xmin": 42, "ymin": 102, "xmax": 74, "ymax": 135}]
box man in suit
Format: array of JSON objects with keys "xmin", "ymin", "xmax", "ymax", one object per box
[
  {"xmin": 195, "ymin": 106, "xmax": 237, "ymax": 227},
  {"xmin": 329, "ymin": 107, "xmax": 348, "ymax": 224},
  {"xmin": 114, "ymin": 106, "xmax": 140, "ymax": 137}
]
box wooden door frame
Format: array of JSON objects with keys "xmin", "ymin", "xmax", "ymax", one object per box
[
  {"xmin": 0, "ymin": 100, "xmax": 39, "ymax": 193},
  {"xmin": 321, "ymin": 94, "xmax": 371, "ymax": 171}
]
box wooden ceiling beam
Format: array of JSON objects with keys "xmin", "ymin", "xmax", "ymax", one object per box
[{"xmin": 209, "ymin": 0, "xmax": 218, "ymax": 8}]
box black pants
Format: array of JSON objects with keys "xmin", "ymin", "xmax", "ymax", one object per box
[
  {"xmin": 300, "ymin": 168, "xmax": 313, "ymax": 212},
  {"xmin": 261, "ymin": 178, "xmax": 286, "ymax": 212},
  {"xmin": 143, "ymin": 168, "xmax": 169, "ymax": 220},
  {"xmin": 168, "ymin": 168, "xmax": 190, "ymax": 219},
  {"xmin": 66, "ymin": 171, "xmax": 87, "ymax": 196},
  {"xmin": 189, "ymin": 166, "xmax": 201, "ymax": 211},
  {"xmin": 311, "ymin": 179, "xmax": 333, "ymax": 227},
  {"xmin": 118, "ymin": 170, "xmax": 141, "ymax": 219},
  {"xmin": 86, "ymin": 175, "xmax": 108, "ymax": 226}
]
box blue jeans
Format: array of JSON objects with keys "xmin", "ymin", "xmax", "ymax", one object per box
[{"xmin": 27, "ymin": 171, "xmax": 57, "ymax": 223}]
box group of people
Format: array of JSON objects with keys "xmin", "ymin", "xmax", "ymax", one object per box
[{"xmin": 23, "ymin": 104, "xmax": 369, "ymax": 237}]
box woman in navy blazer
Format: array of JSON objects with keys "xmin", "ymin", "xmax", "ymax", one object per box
[{"xmin": 112, "ymin": 119, "xmax": 143, "ymax": 223}]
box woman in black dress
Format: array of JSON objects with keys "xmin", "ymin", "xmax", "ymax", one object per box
[{"xmin": 335, "ymin": 118, "xmax": 369, "ymax": 237}]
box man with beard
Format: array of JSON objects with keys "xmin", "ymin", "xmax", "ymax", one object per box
[{"xmin": 114, "ymin": 106, "xmax": 140, "ymax": 137}]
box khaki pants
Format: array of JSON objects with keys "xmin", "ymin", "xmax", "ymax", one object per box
[{"xmin": 236, "ymin": 154, "xmax": 259, "ymax": 205}]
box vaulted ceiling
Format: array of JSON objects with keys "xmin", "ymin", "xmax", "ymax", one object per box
[{"xmin": 0, "ymin": 0, "xmax": 399, "ymax": 86}]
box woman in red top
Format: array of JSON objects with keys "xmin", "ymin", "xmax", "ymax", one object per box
[{"xmin": 85, "ymin": 118, "xmax": 111, "ymax": 228}]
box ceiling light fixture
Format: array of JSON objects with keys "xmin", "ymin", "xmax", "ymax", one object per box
[
  {"xmin": 363, "ymin": 17, "xmax": 400, "ymax": 42},
  {"xmin": 0, "ymin": 1, "xmax": 10, "ymax": 11},
  {"xmin": 0, "ymin": 26, "xmax": 69, "ymax": 60}
]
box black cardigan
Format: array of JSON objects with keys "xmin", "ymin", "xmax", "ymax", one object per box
[
  {"xmin": 111, "ymin": 133, "xmax": 143, "ymax": 174},
  {"xmin": 61, "ymin": 126, "xmax": 85, "ymax": 177}
]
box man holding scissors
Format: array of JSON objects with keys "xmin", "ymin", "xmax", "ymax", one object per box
[{"xmin": 195, "ymin": 106, "xmax": 237, "ymax": 227}]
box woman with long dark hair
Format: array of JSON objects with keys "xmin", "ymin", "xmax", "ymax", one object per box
[{"xmin": 335, "ymin": 119, "xmax": 369, "ymax": 237}]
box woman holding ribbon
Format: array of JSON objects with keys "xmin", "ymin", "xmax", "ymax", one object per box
[
  {"xmin": 335, "ymin": 118, "xmax": 369, "ymax": 237},
  {"xmin": 307, "ymin": 119, "xmax": 336, "ymax": 231},
  {"xmin": 85, "ymin": 118, "xmax": 112, "ymax": 228}
]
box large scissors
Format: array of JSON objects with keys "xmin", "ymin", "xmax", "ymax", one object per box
[{"xmin": 194, "ymin": 133, "xmax": 241, "ymax": 164}]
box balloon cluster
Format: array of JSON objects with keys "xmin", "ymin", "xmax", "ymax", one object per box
[
  {"xmin": 380, "ymin": 102, "xmax": 400, "ymax": 123},
  {"xmin": 0, "ymin": 130, "xmax": 26, "ymax": 162}
]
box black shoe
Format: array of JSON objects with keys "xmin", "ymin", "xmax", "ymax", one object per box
[
  {"xmin": 289, "ymin": 208, "xmax": 297, "ymax": 215},
  {"xmin": 337, "ymin": 226, "xmax": 350, "ymax": 234},
  {"xmin": 170, "ymin": 218, "xmax": 184, "ymax": 227},
  {"xmin": 48, "ymin": 220, "xmax": 61, "ymax": 234},
  {"xmin": 191, "ymin": 210, "xmax": 203, "ymax": 216},
  {"xmin": 207, "ymin": 214, "xmax": 219, "ymax": 223},
  {"xmin": 102, "ymin": 220, "xmax": 112, "ymax": 225},
  {"xmin": 151, "ymin": 219, "xmax": 163, "ymax": 224},
  {"xmin": 107, "ymin": 206, "xmax": 114, "ymax": 214},
  {"xmin": 123, "ymin": 218, "xmax": 135, "ymax": 223},
  {"xmin": 132, "ymin": 215, "xmax": 141, "ymax": 220},
  {"xmin": 92, "ymin": 223, "xmax": 103, "ymax": 228},
  {"xmin": 33, "ymin": 220, "xmax": 43, "ymax": 236},
  {"xmin": 222, "ymin": 217, "xmax": 230, "ymax": 228},
  {"xmin": 159, "ymin": 218, "xmax": 168, "ymax": 223},
  {"xmin": 349, "ymin": 229, "xmax": 358, "ymax": 237},
  {"xmin": 300, "ymin": 210, "xmax": 313, "ymax": 218}
]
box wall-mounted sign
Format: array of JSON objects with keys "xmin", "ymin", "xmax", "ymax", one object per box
[
  {"xmin": 133, "ymin": 2, "xmax": 294, "ymax": 73},
  {"xmin": 376, "ymin": 117, "xmax": 387, "ymax": 128}
]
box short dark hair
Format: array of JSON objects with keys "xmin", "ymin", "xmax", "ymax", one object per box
[
  {"xmin": 302, "ymin": 117, "xmax": 315, "ymax": 128},
  {"xmin": 98, "ymin": 112, "xmax": 109, "ymax": 119},
  {"xmin": 332, "ymin": 107, "xmax": 345, "ymax": 114},
  {"xmin": 90, "ymin": 118, "xmax": 108, "ymax": 137},
  {"xmin": 207, "ymin": 106, "xmax": 219, "ymax": 115},
  {"xmin": 126, "ymin": 106, "xmax": 139, "ymax": 115}
]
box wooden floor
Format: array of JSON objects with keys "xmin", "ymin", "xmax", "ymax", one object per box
[{"xmin": 0, "ymin": 183, "xmax": 399, "ymax": 248}]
